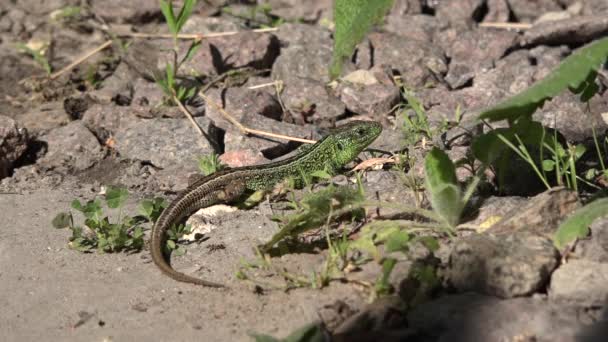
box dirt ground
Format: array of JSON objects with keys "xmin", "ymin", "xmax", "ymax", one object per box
[{"xmin": 2, "ymin": 0, "xmax": 608, "ymax": 341}]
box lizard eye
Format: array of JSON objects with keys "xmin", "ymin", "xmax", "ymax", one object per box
[
  {"xmin": 356, "ymin": 128, "xmax": 365, "ymax": 136},
  {"xmin": 336, "ymin": 141, "xmax": 344, "ymax": 151}
]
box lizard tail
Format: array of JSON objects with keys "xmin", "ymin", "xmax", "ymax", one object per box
[{"xmin": 150, "ymin": 201, "xmax": 225, "ymax": 288}]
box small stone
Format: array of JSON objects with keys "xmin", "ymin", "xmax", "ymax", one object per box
[
  {"xmin": 383, "ymin": 14, "xmax": 440, "ymax": 42},
  {"xmin": 523, "ymin": 15, "xmax": 608, "ymax": 46},
  {"xmin": 447, "ymin": 232, "xmax": 559, "ymax": 298},
  {"xmin": 549, "ymin": 259, "xmax": 608, "ymax": 306},
  {"xmin": 577, "ymin": 217, "xmax": 608, "ymax": 263},
  {"xmin": 113, "ymin": 117, "xmax": 216, "ymax": 169},
  {"xmin": 364, "ymin": 32, "xmax": 446, "ymax": 88},
  {"xmin": 38, "ymin": 121, "xmax": 104, "ymax": 171},
  {"xmin": 0, "ymin": 115, "xmax": 28, "ymax": 178},
  {"xmin": 184, "ymin": 31, "xmax": 280, "ymax": 76},
  {"xmin": 282, "ymin": 77, "xmax": 345, "ymax": 125},
  {"xmin": 17, "ymin": 102, "xmax": 70, "ymax": 134},
  {"xmin": 488, "ymin": 187, "xmax": 580, "ymax": 237},
  {"xmin": 339, "ymin": 82, "xmax": 400, "ymax": 117}
]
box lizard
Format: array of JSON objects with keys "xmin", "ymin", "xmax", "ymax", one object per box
[{"xmin": 150, "ymin": 120, "xmax": 383, "ymax": 287}]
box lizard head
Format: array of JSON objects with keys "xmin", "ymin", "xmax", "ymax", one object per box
[{"xmin": 329, "ymin": 120, "xmax": 382, "ymax": 166}]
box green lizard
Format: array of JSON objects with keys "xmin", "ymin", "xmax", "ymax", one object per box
[{"xmin": 150, "ymin": 120, "xmax": 382, "ymax": 287}]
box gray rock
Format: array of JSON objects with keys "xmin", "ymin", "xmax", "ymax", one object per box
[
  {"xmin": 38, "ymin": 121, "xmax": 103, "ymax": 171},
  {"xmin": 465, "ymin": 196, "xmax": 529, "ymax": 227},
  {"xmin": 113, "ymin": 117, "xmax": 216, "ymax": 169},
  {"xmin": 488, "ymin": 187, "xmax": 580, "ymax": 237},
  {"xmin": 439, "ymin": 29, "xmax": 519, "ymax": 89},
  {"xmin": 0, "ymin": 115, "xmax": 28, "ymax": 178},
  {"xmin": 338, "ymin": 81, "xmax": 400, "ymax": 119},
  {"xmin": 274, "ymin": 23, "xmax": 333, "ymax": 48},
  {"xmin": 264, "ymin": 0, "xmax": 333, "ymax": 22},
  {"xmin": 82, "ymin": 104, "xmax": 142, "ymax": 143},
  {"xmin": 184, "ymin": 31, "xmax": 280, "ymax": 75},
  {"xmin": 523, "ymin": 15, "xmax": 608, "ymax": 46},
  {"xmin": 363, "ymin": 170, "xmax": 419, "ymax": 217},
  {"xmin": 17, "ymin": 102, "xmax": 72, "ymax": 134},
  {"xmin": 365, "ymin": 32, "xmax": 447, "ymax": 88},
  {"xmin": 435, "ymin": 0, "xmax": 485, "ymax": 29},
  {"xmin": 533, "ymin": 92, "xmax": 608, "ymax": 142},
  {"xmin": 389, "ymin": 0, "xmax": 423, "ymax": 15},
  {"xmin": 273, "ymin": 44, "xmax": 335, "ymax": 84},
  {"xmin": 447, "ymin": 232, "xmax": 559, "ymax": 298},
  {"xmin": 91, "ymin": 0, "xmax": 161, "ymax": 23},
  {"xmin": 408, "ymin": 293, "xmax": 598, "ymax": 341},
  {"xmin": 508, "ymin": 0, "xmax": 563, "ymax": 22},
  {"xmin": 383, "ymin": 14, "xmax": 440, "ymax": 42},
  {"xmin": 483, "ymin": 0, "xmax": 510, "ymax": 23},
  {"xmin": 577, "ymin": 217, "xmax": 608, "ymax": 263},
  {"xmin": 204, "ymin": 87, "xmax": 316, "ymax": 154},
  {"xmin": 282, "ymin": 77, "xmax": 345, "ymax": 125},
  {"xmin": 549, "ymin": 259, "xmax": 608, "ymax": 307}
]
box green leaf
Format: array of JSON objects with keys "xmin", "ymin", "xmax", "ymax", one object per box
[
  {"xmin": 309, "ymin": 170, "xmax": 332, "ymax": 180},
  {"xmin": 184, "ymin": 40, "xmax": 202, "ymax": 63},
  {"xmin": 385, "ymin": 230, "xmax": 410, "ymax": 253},
  {"xmin": 418, "ymin": 236, "xmax": 439, "ymax": 252},
  {"xmin": 160, "ymin": 0, "xmax": 178, "ymax": 35},
  {"xmin": 330, "ymin": 0, "xmax": 394, "ymax": 79},
  {"xmin": 175, "ymin": 0, "xmax": 197, "ymax": 34},
  {"xmin": 106, "ymin": 187, "xmax": 129, "ymax": 209},
  {"xmin": 478, "ymin": 37, "xmax": 608, "ymax": 122},
  {"xmin": 166, "ymin": 240, "xmax": 176, "ymax": 250},
  {"xmin": 52, "ymin": 212, "xmax": 72, "ymax": 229},
  {"xmin": 542, "ymin": 159, "xmax": 556, "ymax": 171},
  {"xmin": 173, "ymin": 246, "xmax": 186, "ymax": 256},
  {"xmin": 425, "ymin": 148, "xmax": 463, "ymax": 227},
  {"xmin": 554, "ymin": 198, "xmax": 608, "ymax": 250}
]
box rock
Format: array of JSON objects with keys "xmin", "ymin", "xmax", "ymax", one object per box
[
  {"xmin": 549, "ymin": 259, "xmax": 608, "ymax": 307},
  {"xmin": 204, "ymin": 87, "xmax": 317, "ymax": 154},
  {"xmin": 82, "ymin": 104, "xmax": 142, "ymax": 143},
  {"xmin": 265, "ymin": 0, "xmax": 333, "ymax": 22},
  {"xmin": 337, "ymin": 73, "xmax": 401, "ymax": 119},
  {"xmin": 440, "ymin": 29, "xmax": 519, "ymax": 89},
  {"xmin": 446, "ymin": 232, "xmax": 559, "ymax": 298},
  {"xmin": 408, "ymin": 293, "xmax": 597, "ymax": 341},
  {"xmin": 435, "ymin": 0, "xmax": 486, "ymax": 29},
  {"xmin": 389, "ymin": 0, "xmax": 423, "ymax": 15},
  {"xmin": 273, "ymin": 44, "xmax": 335, "ymax": 84},
  {"xmin": 38, "ymin": 121, "xmax": 104, "ymax": 171},
  {"xmin": 17, "ymin": 102, "xmax": 71, "ymax": 134},
  {"xmin": 581, "ymin": 0, "xmax": 608, "ymax": 15},
  {"xmin": 363, "ymin": 171, "xmax": 419, "ymax": 217},
  {"xmin": 89, "ymin": 62, "xmax": 136, "ymax": 105},
  {"xmin": 123, "ymin": 40, "xmax": 169, "ymax": 80},
  {"xmin": 464, "ymin": 196, "xmax": 529, "ymax": 229},
  {"xmin": 274, "ymin": 23, "xmax": 333, "ymax": 48},
  {"xmin": 333, "ymin": 296, "xmax": 411, "ymax": 341},
  {"xmin": 184, "ymin": 31, "xmax": 280, "ymax": 76},
  {"xmin": 91, "ymin": 0, "xmax": 161, "ymax": 23},
  {"xmin": 382, "ymin": 14, "xmax": 440, "ymax": 42},
  {"xmin": 488, "ymin": 187, "xmax": 580, "ymax": 237},
  {"xmin": 0, "ymin": 115, "xmax": 28, "ymax": 178},
  {"xmin": 282, "ymin": 77, "xmax": 345, "ymax": 125},
  {"xmin": 364, "ymin": 32, "xmax": 446, "ymax": 88},
  {"xmin": 483, "ymin": 0, "xmax": 510, "ymax": 23},
  {"xmin": 113, "ymin": 117, "xmax": 217, "ymax": 169},
  {"xmin": 508, "ymin": 0, "xmax": 563, "ymax": 22},
  {"xmin": 533, "ymin": 92, "xmax": 608, "ymax": 142},
  {"xmin": 577, "ymin": 217, "xmax": 608, "ymax": 263},
  {"xmin": 523, "ymin": 15, "xmax": 608, "ymax": 46}
]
